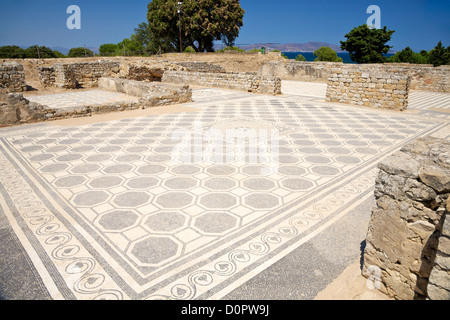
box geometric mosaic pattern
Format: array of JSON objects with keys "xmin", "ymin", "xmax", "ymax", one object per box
[
  {"xmin": 0, "ymin": 83, "xmax": 449, "ymax": 300},
  {"xmin": 26, "ymin": 90, "xmax": 140, "ymax": 110}
]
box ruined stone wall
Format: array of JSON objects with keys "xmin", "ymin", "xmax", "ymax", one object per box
[
  {"xmin": 162, "ymin": 70, "xmax": 282, "ymax": 95},
  {"xmin": 363, "ymin": 136, "xmax": 450, "ymax": 300},
  {"xmin": 0, "ymin": 92, "xmax": 46, "ymax": 126},
  {"xmin": 173, "ymin": 61, "xmax": 226, "ymax": 73},
  {"xmin": 117, "ymin": 60, "xmax": 186, "ymax": 82},
  {"xmin": 408, "ymin": 65, "xmax": 450, "ymax": 93},
  {"xmin": 0, "ymin": 91, "xmax": 144, "ymax": 126},
  {"xmin": 258, "ymin": 61, "xmax": 449, "ymax": 93},
  {"xmin": 326, "ymin": 65, "xmax": 411, "ymax": 111},
  {"xmin": 98, "ymin": 77, "xmax": 192, "ymax": 107},
  {"xmin": 258, "ymin": 61, "xmax": 340, "ymax": 83},
  {"xmin": 0, "ymin": 62, "xmax": 27, "ymax": 93},
  {"xmin": 38, "ymin": 66, "xmax": 56, "ymax": 87},
  {"xmin": 39, "ymin": 60, "xmax": 120, "ymax": 89}
]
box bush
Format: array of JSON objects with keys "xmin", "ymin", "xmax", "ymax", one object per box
[
  {"xmin": 295, "ymin": 54, "xmax": 307, "ymax": 61},
  {"xmin": 387, "ymin": 47, "xmax": 429, "ymax": 64},
  {"xmin": 68, "ymin": 47, "xmax": 94, "ymax": 57},
  {"xmin": 216, "ymin": 46, "xmax": 244, "ymax": 53},
  {"xmin": 0, "ymin": 45, "xmax": 64, "ymax": 59},
  {"xmin": 0, "ymin": 45, "xmax": 26, "ymax": 58},
  {"xmin": 25, "ymin": 46, "xmax": 60, "ymax": 58},
  {"xmin": 99, "ymin": 44, "xmax": 119, "ymax": 56},
  {"xmin": 313, "ymin": 47, "xmax": 343, "ymax": 62},
  {"xmin": 183, "ymin": 46, "xmax": 196, "ymax": 53}
]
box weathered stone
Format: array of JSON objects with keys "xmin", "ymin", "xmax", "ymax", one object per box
[
  {"xmin": 162, "ymin": 70, "xmax": 281, "ymax": 95},
  {"xmin": 378, "ymin": 152, "xmax": 420, "ymax": 179},
  {"xmin": 427, "ymin": 282, "xmax": 450, "ymax": 300},
  {"xmin": 404, "ymin": 178, "xmax": 438, "ymax": 202},
  {"xmin": 363, "ymin": 136, "xmax": 450, "ymax": 300},
  {"xmin": 98, "ymin": 77, "xmax": 192, "ymax": 107},
  {"xmin": 39, "ymin": 60, "xmax": 121, "ymax": 88},
  {"xmin": 434, "ymin": 251, "xmax": 450, "ymax": 270},
  {"xmin": 419, "ymin": 166, "xmax": 450, "ymax": 193},
  {"xmin": 174, "ymin": 61, "xmax": 226, "ymax": 73},
  {"xmin": 0, "ymin": 92, "xmax": 46, "ymax": 126},
  {"xmin": 0, "ymin": 62, "xmax": 27, "ymax": 93}
]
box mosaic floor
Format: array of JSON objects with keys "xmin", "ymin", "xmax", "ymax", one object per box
[
  {"xmin": 0, "ymin": 82, "xmax": 449, "ymax": 300},
  {"xmin": 26, "ymin": 90, "xmax": 140, "ymax": 110}
]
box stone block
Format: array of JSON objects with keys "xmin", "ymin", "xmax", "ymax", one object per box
[{"xmin": 363, "ymin": 136, "xmax": 450, "ymax": 300}]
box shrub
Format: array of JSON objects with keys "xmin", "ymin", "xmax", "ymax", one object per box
[
  {"xmin": 295, "ymin": 54, "xmax": 307, "ymax": 61},
  {"xmin": 183, "ymin": 46, "xmax": 196, "ymax": 53},
  {"xmin": 68, "ymin": 47, "xmax": 94, "ymax": 57}
]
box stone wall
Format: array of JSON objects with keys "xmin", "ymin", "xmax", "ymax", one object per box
[
  {"xmin": 117, "ymin": 60, "xmax": 186, "ymax": 82},
  {"xmin": 428, "ymin": 207, "xmax": 450, "ymax": 300},
  {"xmin": 162, "ymin": 70, "xmax": 282, "ymax": 95},
  {"xmin": 38, "ymin": 66, "xmax": 56, "ymax": 87},
  {"xmin": 0, "ymin": 91, "xmax": 144, "ymax": 126},
  {"xmin": 258, "ymin": 61, "xmax": 340, "ymax": 83},
  {"xmin": 258, "ymin": 61, "xmax": 449, "ymax": 93},
  {"xmin": 173, "ymin": 61, "xmax": 226, "ymax": 73},
  {"xmin": 98, "ymin": 77, "xmax": 192, "ymax": 107},
  {"xmin": 408, "ymin": 65, "xmax": 450, "ymax": 93},
  {"xmin": 0, "ymin": 62, "xmax": 27, "ymax": 93},
  {"xmin": 39, "ymin": 60, "xmax": 121, "ymax": 89},
  {"xmin": 326, "ymin": 65, "xmax": 411, "ymax": 111},
  {"xmin": 363, "ymin": 136, "xmax": 450, "ymax": 300}
]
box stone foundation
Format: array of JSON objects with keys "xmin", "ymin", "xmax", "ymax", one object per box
[
  {"xmin": 363, "ymin": 136, "xmax": 450, "ymax": 300},
  {"xmin": 0, "ymin": 92, "xmax": 46, "ymax": 126},
  {"xmin": 98, "ymin": 77, "xmax": 192, "ymax": 107},
  {"xmin": 174, "ymin": 61, "xmax": 226, "ymax": 73},
  {"xmin": 162, "ymin": 70, "xmax": 282, "ymax": 95},
  {"xmin": 326, "ymin": 65, "xmax": 411, "ymax": 111},
  {"xmin": 0, "ymin": 62, "xmax": 27, "ymax": 93},
  {"xmin": 39, "ymin": 60, "xmax": 121, "ymax": 89},
  {"xmin": 117, "ymin": 60, "xmax": 186, "ymax": 82}
]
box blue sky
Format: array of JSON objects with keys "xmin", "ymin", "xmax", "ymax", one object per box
[{"xmin": 0, "ymin": 0, "xmax": 449, "ymax": 51}]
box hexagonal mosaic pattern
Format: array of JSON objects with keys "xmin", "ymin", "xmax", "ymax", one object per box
[{"xmin": 1, "ymin": 84, "xmax": 447, "ymax": 300}]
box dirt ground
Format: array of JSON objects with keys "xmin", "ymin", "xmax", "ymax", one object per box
[{"xmin": 3, "ymin": 52, "xmax": 286, "ymax": 94}]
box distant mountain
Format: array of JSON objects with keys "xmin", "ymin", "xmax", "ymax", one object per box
[{"xmin": 239, "ymin": 42, "xmax": 345, "ymax": 53}]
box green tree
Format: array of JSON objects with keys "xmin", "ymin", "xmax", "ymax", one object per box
[
  {"xmin": 24, "ymin": 46, "xmax": 59, "ymax": 58},
  {"xmin": 387, "ymin": 47, "xmax": 429, "ymax": 64},
  {"xmin": 295, "ymin": 54, "xmax": 307, "ymax": 61},
  {"xmin": 147, "ymin": 0, "xmax": 245, "ymax": 52},
  {"xmin": 132, "ymin": 22, "xmax": 174, "ymax": 55},
  {"xmin": 68, "ymin": 47, "xmax": 94, "ymax": 57},
  {"xmin": 340, "ymin": 24, "xmax": 395, "ymax": 63},
  {"xmin": 99, "ymin": 44, "xmax": 119, "ymax": 56},
  {"xmin": 52, "ymin": 50, "xmax": 66, "ymax": 58},
  {"xmin": 428, "ymin": 41, "xmax": 450, "ymax": 67},
  {"xmin": 117, "ymin": 35, "xmax": 145, "ymax": 55},
  {"xmin": 0, "ymin": 46, "xmax": 26, "ymax": 58},
  {"xmin": 313, "ymin": 47, "xmax": 343, "ymax": 62}
]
